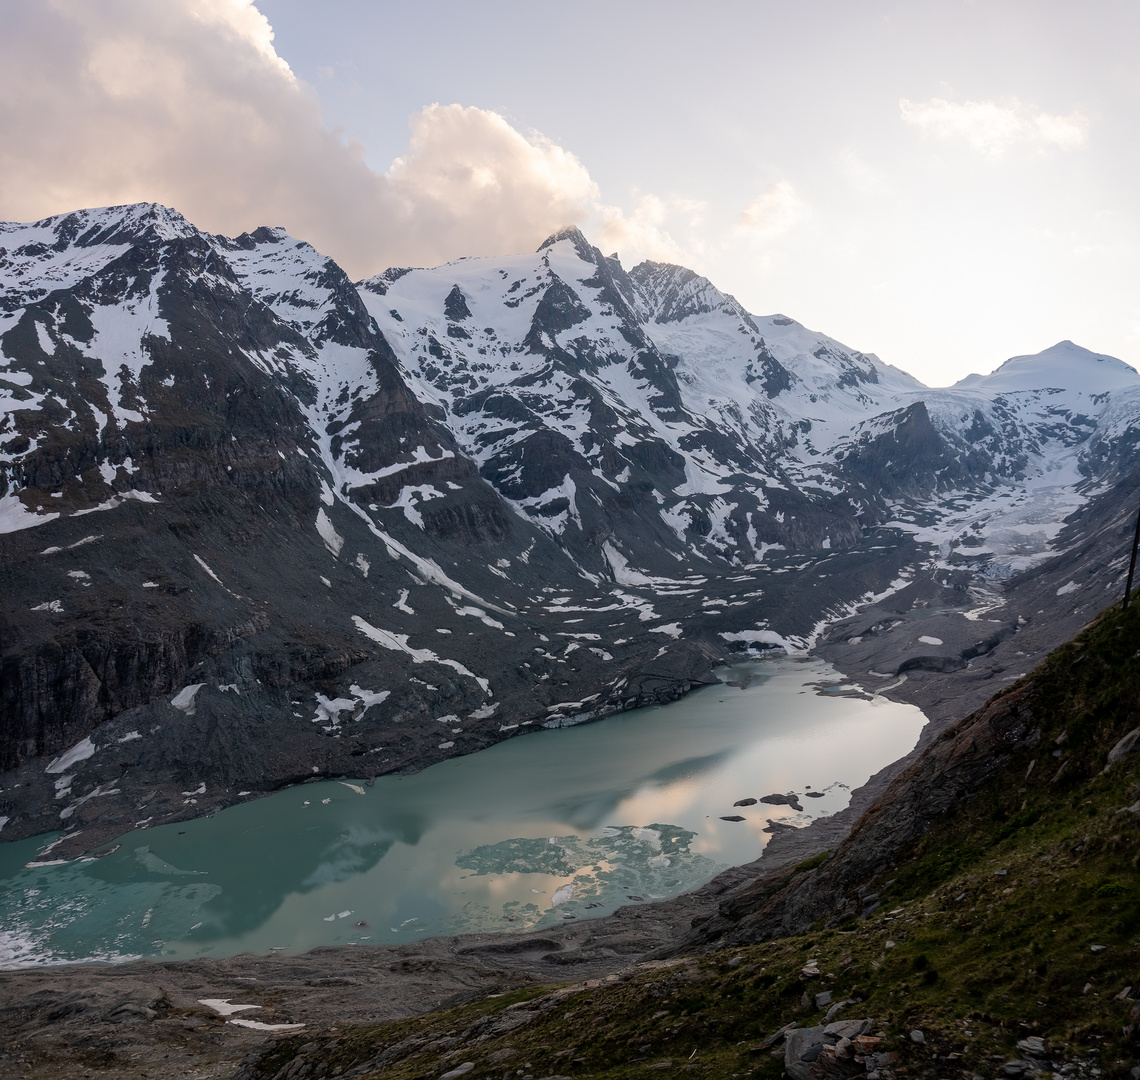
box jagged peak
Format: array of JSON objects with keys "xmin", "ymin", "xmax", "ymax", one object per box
[
  {"xmin": 355, "ymin": 266, "xmax": 419, "ymax": 296},
  {"xmin": 0, "ymin": 202, "xmax": 199, "ymax": 248},
  {"xmin": 536, "ymin": 225, "xmax": 597, "ymax": 262},
  {"xmin": 217, "ymin": 224, "xmax": 292, "ymax": 251},
  {"xmin": 628, "ymin": 259, "xmax": 749, "ymax": 327}
]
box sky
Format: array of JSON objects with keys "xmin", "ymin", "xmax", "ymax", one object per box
[{"xmin": 0, "ymin": 0, "xmax": 1137, "ymax": 387}]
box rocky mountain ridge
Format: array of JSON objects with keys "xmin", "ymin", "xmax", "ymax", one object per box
[{"xmin": 1, "ymin": 202, "xmax": 1139, "ymax": 854}]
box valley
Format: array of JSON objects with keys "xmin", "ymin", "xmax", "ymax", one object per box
[
  {"xmin": 2, "ymin": 202, "xmax": 1140, "ymax": 1077},
  {"xmin": 1, "ymin": 203, "xmax": 1136, "ymax": 859}
]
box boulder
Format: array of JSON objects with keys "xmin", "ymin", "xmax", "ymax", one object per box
[
  {"xmin": 1105, "ymin": 727, "xmax": 1140, "ymax": 769},
  {"xmin": 825, "ymin": 1019, "xmax": 872, "ymax": 1040}
]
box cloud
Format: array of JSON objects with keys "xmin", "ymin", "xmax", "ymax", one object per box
[
  {"xmin": 0, "ymin": 0, "xmax": 786, "ymax": 281},
  {"xmin": 735, "ymin": 181, "xmax": 807, "ymax": 239},
  {"xmin": 899, "ymin": 96, "xmax": 1089, "ymax": 155},
  {"xmin": 0, "ymin": 0, "xmax": 606, "ymax": 277},
  {"xmin": 592, "ymin": 193, "xmax": 707, "ymax": 265},
  {"xmin": 384, "ymin": 105, "xmax": 600, "ymax": 268}
]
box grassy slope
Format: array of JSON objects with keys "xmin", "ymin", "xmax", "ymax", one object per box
[{"xmin": 244, "ymin": 602, "xmax": 1140, "ymax": 1080}]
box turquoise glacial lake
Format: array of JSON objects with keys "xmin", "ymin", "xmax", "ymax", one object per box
[{"xmin": 0, "ymin": 656, "xmax": 925, "ymax": 968}]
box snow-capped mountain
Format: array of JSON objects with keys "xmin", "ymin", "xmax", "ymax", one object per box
[
  {"xmin": 1, "ymin": 203, "xmax": 1138, "ymax": 852},
  {"xmin": 360, "ymin": 226, "xmax": 1140, "ymax": 579}
]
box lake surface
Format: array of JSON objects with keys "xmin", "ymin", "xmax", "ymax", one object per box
[{"xmin": 0, "ymin": 656, "xmax": 925, "ymax": 968}]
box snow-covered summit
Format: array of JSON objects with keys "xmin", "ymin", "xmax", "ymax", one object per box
[
  {"xmin": 629, "ymin": 261, "xmax": 752, "ymax": 326},
  {"xmin": 351, "ymin": 221, "xmax": 1140, "ymax": 575},
  {"xmin": 0, "ymin": 203, "xmax": 196, "ymax": 310},
  {"xmin": 954, "ymin": 340, "xmax": 1140, "ymax": 395}
]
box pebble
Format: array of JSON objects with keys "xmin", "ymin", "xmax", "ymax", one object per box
[
  {"xmin": 733, "ymin": 797, "xmax": 758, "ymax": 806},
  {"xmin": 720, "ymin": 815, "xmax": 746, "ymax": 822},
  {"xmin": 909, "ymin": 1029, "xmax": 925, "ymax": 1045},
  {"xmin": 1090, "ymin": 944, "xmax": 1107, "ymax": 953},
  {"xmin": 814, "ymin": 990, "xmax": 833, "ymax": 1009}
]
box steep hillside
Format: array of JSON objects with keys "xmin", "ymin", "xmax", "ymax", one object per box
[{"xmin": 221, "ymin": 599, "xmax": 1140, "ymax": 1080}]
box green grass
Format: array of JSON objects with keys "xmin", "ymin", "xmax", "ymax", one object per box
[{"xmin": 244, "ymin": 601, "xmax": 1140, "ymax": 1079}]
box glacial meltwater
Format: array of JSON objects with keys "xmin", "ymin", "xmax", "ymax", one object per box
[{"xmin": 0, "ymin": 657, "xmax": 925, "ymax": 968}]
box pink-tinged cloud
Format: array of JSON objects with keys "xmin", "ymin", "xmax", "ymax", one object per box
[{"xmin": 0, "ymin": 1, "xmax": 604, "ymax": 277}]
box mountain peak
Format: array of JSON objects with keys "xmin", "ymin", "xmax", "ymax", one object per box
[
  {"xmin": 628, "ymin": 260, "xmax": 747, "ymax": 326},
  {"xmin": 537, "ymin": 225, "xmax": 595, "ymax": 261},
  {"xmin": 953, "ymin": 340, "xmax": 1140, "ymax": 394},
  {"xmin": 0, "ymin": 201, "xmax": 198, "ymax": 245}
]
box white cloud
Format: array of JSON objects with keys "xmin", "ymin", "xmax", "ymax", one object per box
[
  {"xmin": 0, "ymin": 1, "xmax": 605, "ymax": 277},
  {"xmin": 384, "ymin": 105, "xmax": 600, "ymax": 268},
  {"xmin": 899, "ymin": 96, "xmax": 1089, "ymax": 155},
  {"xmin": 735, "ymin": 181, "xmax": 807, "ymax": 239},
  {"xmin": 591, "ymin": 193, "xmax": 706, "ymax": 266},
  {"xmin": 0, "ymin": 0, "xmax": 800, "ymax": 282}
]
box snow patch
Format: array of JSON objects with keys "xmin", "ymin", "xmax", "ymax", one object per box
[
  {"xmin": 352, "ymin": 616, "xmax": 491, "ymax": 693},
  {"xmin": 0, "ymin": 494, "xmax": 59, "ymax": 535},
  {"xmin": 316, "ymin": 508, "xmax": 344, "ymax": 556},
  {"xmin": 199, "ymin": 999, "xmax": 260, "ymax": 1017},
  {"xmin": 45, "ymin": 737, "xmax": 96, "ymax": 774},
  {"xmin": 228, "ymin": 1019, "xmax": 305, "ymax": 1032},
  {"xmin": 170, "ymin": 684, "xmax": 205, "ymax": 715},
  {"xmin": 192, "ymin": 555, "xmax": 223, "ymax": 585}
]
